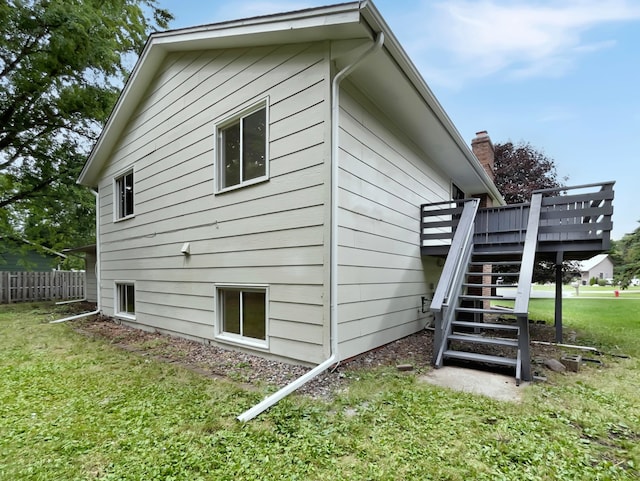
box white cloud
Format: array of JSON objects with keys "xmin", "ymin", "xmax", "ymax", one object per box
[{"xmin": 400, "ymin": 0, "xmax": 640, "ymax": 87}]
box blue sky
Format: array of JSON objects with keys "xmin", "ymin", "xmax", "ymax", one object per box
[{"xmin": 158, "ymin": 0, "xmax": 640, "ymax": 240}]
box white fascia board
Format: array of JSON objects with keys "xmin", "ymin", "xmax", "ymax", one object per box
[
  {"xmin": 78, "ymin": 2, "xmax": 363, "ymax": 187},
  {"xmin": 154, "ymin": 4, "xmax": 362, "ymax": 51}
]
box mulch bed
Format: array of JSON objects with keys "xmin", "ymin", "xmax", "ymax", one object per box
[{"xmin": 62, "ymin": 303, "xmax": 584, "ymax": 400}]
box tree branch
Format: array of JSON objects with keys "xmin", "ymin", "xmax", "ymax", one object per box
[
  {"xmin": 0, "ymin": 33, "xmax": 46, "ymax": 79},
  {"xmin": 0, "ymin": 176, "xmax": 55, "ymax": 209}
]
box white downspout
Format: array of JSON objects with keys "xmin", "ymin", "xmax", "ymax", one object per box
[
  {"xmin": 50, "ymin": 188, "xmax": 101, "ymax": 323},
  {"xmin": 237, "ymin": 32, "xmax": 384, "ymax": 422}
]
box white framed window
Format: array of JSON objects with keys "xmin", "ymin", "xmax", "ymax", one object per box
[
  {"xmin": 115, "ymin": 282, "xmax": 136, "ymax": 319},
  {"xmin": 216, "ymin": 285, "xmax": 268, "ymax": 348},
  {"xmin": 215, "ymin": 101, "xmax": 268, "ymax": 193},
  {"xmin": 114, "ymin": 168, "xmax": 134, "ymax": 221}
]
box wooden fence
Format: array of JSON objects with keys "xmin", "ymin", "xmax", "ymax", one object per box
[{"xmin": 0, "ymin": 271, "xmax": 85, "ymax": 304}]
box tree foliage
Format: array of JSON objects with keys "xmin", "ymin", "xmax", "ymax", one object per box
[
  {"xmin": 494, "ymin": 141, "xmax": 566, "ymax": 204},
  {"xmin": 610, "ymin": 224, "xmax": 640, "ymax": 288},
  {"xmin": 0, "ymin": 0, "xmax": 172, "ymax": 256},
  {"xmin": 492, "ymin": 140, "xmax": 578, "ymax": 283}
]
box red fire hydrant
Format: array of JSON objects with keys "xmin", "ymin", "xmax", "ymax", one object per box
[{"xmin": 614, "ymin": 290, "xmax": 619, "ymax": 297}]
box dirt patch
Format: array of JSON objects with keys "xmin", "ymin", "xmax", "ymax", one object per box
[
  {"xmin": 68, "ymin": 308, "xmax": 582, "ymax": 400},
  {"xmin": 74, "ymin": 314, "xmax": 433, "ymax": 400}
]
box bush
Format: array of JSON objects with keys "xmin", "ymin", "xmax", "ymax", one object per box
[
  {"xmin": 589, "ymin": 277, "xmax": 597, "ymax": 286},
  {"xmin": 597, "ymin": 278, "xmax": 607, "ymax": 287}
]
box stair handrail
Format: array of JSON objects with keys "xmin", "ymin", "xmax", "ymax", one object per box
[
  {"xmin": 514, "ymin": 193, "xmax": 542, "ymax": 316},
  {"xmin": 431, "ymin": 198, "xmax": 480, "ymax": 313},
  {"xmin": 431, "ymin": 198, "xmax": 479, "ymax": 368},
  {"xmin": 434, "ymin": 231, "xmax": 475, "ymax": 367}
]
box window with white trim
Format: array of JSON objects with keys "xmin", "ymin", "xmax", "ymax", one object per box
[
  {"xmin": 217, "ymin": 286, "xmax": 267, "ymax": 345},
  {"xmin": 115, "ymin": 169, "xmax": 134, "ymax": 220},
  {"xmin": 115, "ymin": 282, "xmax": 135, "ymax": 319},
  {"xmin": 216, "ymin": 103, "xmax": 267, "ymax": 192}
]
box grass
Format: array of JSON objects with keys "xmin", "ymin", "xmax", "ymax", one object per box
[
  {"xmin": 531, "ymin": 284, "xmax": 640, "ymax": 299},
  {"xmin": 1, "ymin": 301, "xmax": 638, "ymax": 480},
  {"xmin": 527, "ymin": 298, "xmax": 640, "ymax": 356}
]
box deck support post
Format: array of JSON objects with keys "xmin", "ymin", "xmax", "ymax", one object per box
[
  {"xmin": 554, "ymin": 251, "xmax": 564, "ymax": 343},
  {"xmin": 433, "ymin": 311, "xmax": 443, "ymax": 365},
  {"xmin": 517, "ymin": 315, "xmax": 531, "ymax": 381}
]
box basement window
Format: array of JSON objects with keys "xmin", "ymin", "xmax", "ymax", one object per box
[
  {"xmin": 115, "ymin": 282, "xmax": 135, "ymax": 319},
  {"xmin": 216, "ymin": 101, "xmax": 268, "ymax": 193},
  {"xmin": 216, "ymin": 285, "xmax": 268, "ymax": 348}
]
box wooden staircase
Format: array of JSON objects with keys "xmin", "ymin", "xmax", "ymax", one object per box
[
  {"xmin": 438, "ymin": 252, "xmax": 531, "ymax": 384},
  {"xmin": 423, "ymin": 182, "xmax": 614, "ymax": 384},
  {"xmin": 428, "ymin": 192, "xmax": 544, "ymax": 384}
]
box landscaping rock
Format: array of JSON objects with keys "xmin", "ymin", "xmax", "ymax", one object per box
[
  {"xmin": 544, "ymin": 358, "xmax": 567, "ymax": 372},
  {"xmin": 397, "ymin": 363, "xmax": 414, "ymax": 372}
]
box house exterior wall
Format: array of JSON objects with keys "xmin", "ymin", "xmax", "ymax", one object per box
[
  {"xmin": 581, "ymin": 257, "xmax": 614, "ymax": 284},
  {"xmin": 336, "ymin": 83, "xmax": 448, "ymax": 360},
  {"xmin": 96, "ymin": 42, "xmax": 332, "ymax": 364},
  {"xmin": 85, "ymin": 251, "xmax": 98, "ymax": 303}
]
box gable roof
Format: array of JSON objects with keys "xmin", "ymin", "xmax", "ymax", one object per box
[
  {"xmin": 78, "ymin": 1, "xmax": 503, "ymax": 203},
  {"xmin": 579, "ymin": 254, "xmax": 611, "ymax": 272}
]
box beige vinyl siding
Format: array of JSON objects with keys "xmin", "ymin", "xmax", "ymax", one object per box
[
  {"xmin": 97, "ymin": 42, "xmax": 331, "ymax": 364},
  {"xmin": 85, "ymin": 251, "xmax": 97, "ymax": 303},
  {"xmin": 336, "ymin": 83, "xmax": 449, "ymax": 360}
]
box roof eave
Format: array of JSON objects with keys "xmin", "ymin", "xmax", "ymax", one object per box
[{"xmin": 360, "ymin": 1, "xmax": 504, "ymax": 205}]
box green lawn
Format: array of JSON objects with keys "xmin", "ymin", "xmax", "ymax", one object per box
[
  {"xmin": 1, "ymin": 302, "xmax": 638, "ymax": 480},
  {"xmin": 527, "ymin": 297, "xmax": 640, "ymax": 356},
  {"xmin": 532, "ymin": 284, "xmax": 640, "ymax": 299}
]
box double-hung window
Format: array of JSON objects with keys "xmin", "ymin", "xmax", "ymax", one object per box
[
  {"xmin": 216, "ymin": 102, "xmax": 268, "ymax": 192},
  {"xmin": 115, "ymin": 282, "xmax": 135, "ymax": 319},
  {"xmin": 115, "ymin": 169, "xmax": 134, "ymax": 220},
  {"xmin": 216, "ymin": 286, "xmax": 267, "ymax": 347}
]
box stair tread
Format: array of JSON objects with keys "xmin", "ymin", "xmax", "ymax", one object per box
[
  {"xmin": 470, "ymin": 261, "xmax": 522, "ymax": 266},
  {"xmin": 465, "ymin": 272, "xmax": 519, "ymax": 276},
  {"xmin": 460, "ymin": 295, "xmax": 510, "ymax": 300},
  {"xmin": 462, "ymin": 283, "xmax": 508, "ymax": 288},
  {"xmin": 472, "ymin": 251, "xmax": 524, "ymax": 257},
  {"xmin": 448, "ymin": 334, "xmax": 519, "ymax": 347},
  {"xmin": 452, "ymin": 320, "xmax": 519, "ymax": 331},
  {"xmin": 456, "ymin": 307, "xmax": 515, "ymax": 314},
  {"xmin": 443, "ymin": 350, "xmax": 518, "ymax": 367}
]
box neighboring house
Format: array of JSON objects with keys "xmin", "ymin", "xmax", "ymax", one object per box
[
  {"xmin": 579, "ymin": 254, "xmax": 614, "ymax": 285},
  {"xmin": 0, "ymin": 237, "xmax": 66, "ymax": 271},
  {"xmin": 77, "ymin": 2, "xmax": 503, "ymax": 366}
]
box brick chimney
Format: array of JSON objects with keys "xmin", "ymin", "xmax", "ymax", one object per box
[
  {"xmin": 471, "ymin": 130, "xmax": 495, "ymax": 182},
  {"xmin": 471, "ymin": 131, "xmax": 496, "ymax": 304}
]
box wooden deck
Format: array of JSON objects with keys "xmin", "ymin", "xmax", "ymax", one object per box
[{"xmin": 421, "ymin": 182, "xmax": 614, "ymax": 261}]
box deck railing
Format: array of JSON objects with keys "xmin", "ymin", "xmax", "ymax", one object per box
[{"xmin": 421, "ymin": 181, "xmax": 614, "ymax": 256}]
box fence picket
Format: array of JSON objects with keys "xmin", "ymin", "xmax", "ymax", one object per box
[{"xmin": 0, "ymin": 271, "xmax": 85, "ymax": 303}]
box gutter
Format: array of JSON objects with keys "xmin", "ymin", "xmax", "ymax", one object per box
[
  {"xmin": 50, "ymin": 189, "xmax": 101, "ymax": 324},
  {"xmin": 237, "ymin": 32, "xmax": 385, "ymax": 422}
]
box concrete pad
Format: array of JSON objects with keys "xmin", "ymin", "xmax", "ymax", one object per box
[{"xmin": 419, "ymin": 366, "xmax": 527, "ymax": 402}]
